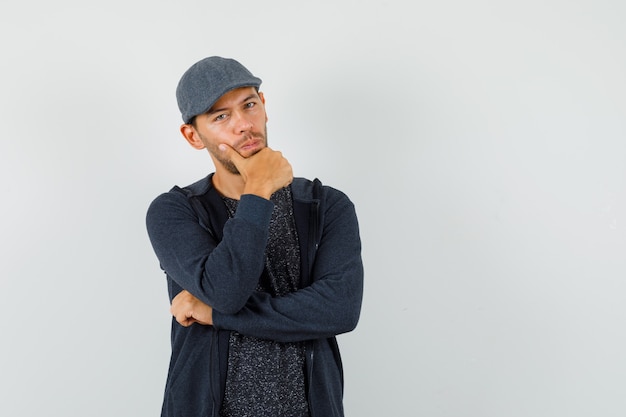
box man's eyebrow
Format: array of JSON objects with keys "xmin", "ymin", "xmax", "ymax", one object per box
[{"xmin": 206, "ymin": 94, "xmax": 258, "ymax": 115}]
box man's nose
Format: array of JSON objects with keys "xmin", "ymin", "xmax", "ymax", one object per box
[{"xmin": 233, "ymin": 111, "xmax": 253, "ymax": 133}]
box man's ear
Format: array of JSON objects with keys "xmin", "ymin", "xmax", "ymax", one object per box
[
  {"xmin": 258, "ymin": 91, "xmax": 268, "ymax": 123},
  {"xmin": 180, "ymin": 124, "xmax": 206, "ymax": 150}
]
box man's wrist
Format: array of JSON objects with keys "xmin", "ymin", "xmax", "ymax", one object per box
[{"xmin": 242, "ymin": 182, "xmax": 274, "ymax": 200}]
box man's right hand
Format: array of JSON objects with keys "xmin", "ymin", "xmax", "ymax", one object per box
[{"xmin": 219, "ymin": 144, "xmax": 293, "ymax": 199}]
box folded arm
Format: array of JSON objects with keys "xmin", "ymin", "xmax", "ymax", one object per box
[
  {"xmin": 214, "ymin": 194, "xmax": 364, "ymax": 342},
  {"xmin": 146, "ymin": 191, "xmax": 273, "ymax": 314}
]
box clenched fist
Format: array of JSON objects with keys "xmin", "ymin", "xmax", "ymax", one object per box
[{"xmin": 170, "ymin": 290, "xmax": 213, "ymax": 327}]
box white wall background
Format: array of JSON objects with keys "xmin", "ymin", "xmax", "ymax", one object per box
[{"xmin": 1, "ymin": 1, "xmax": 625, "ymax": 416}]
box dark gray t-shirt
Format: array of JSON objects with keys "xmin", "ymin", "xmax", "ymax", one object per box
[{"xmin": 220, "ymin": 186, "xmax": 310, "ymax": 417}]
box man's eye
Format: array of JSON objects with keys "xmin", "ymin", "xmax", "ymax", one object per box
[
  {"xmin": 215, "ymin": 114, "xmax": 227, "ymax": 121},
  {"xmin": 245, "ymin": 102, "xmax": 255, "ymax": 109}
]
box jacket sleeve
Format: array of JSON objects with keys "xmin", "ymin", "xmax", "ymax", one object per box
[
  {"xmin": 146, "ymin": 190, "xmax": 274, "ymax": 314},
  {"xmin": 212, "ymin": 190, "xmax": 364, "ymax": 343}
]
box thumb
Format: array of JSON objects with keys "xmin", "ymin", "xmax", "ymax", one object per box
[{"xmin": 218, "ymin": 143, "xmax": 244, "ymax": 164}]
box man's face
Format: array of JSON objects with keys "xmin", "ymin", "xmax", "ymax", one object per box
[{"xmin": 190, "ymin": 87, "xmax": 268, "ymax": 174}]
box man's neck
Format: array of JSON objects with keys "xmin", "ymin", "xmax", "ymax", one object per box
[{"xmin": 212, "ymin": 170, "xmax": 245, "ymax": 200}]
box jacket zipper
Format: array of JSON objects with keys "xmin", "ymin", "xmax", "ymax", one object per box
[
  {"xmin": 306, "ymin": 342, "xmax": 315, "ymax": 416},
  {"xmin": 306, "ymin": 196, "xmax": 320, "ymax": 415},
  {"xmin": 209, "ymin": 331, "xmax": 219, "ymax": 417}
]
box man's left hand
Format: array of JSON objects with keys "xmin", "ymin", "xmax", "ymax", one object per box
[{"xmin": 170, "ymin": 290, "xmax": 213, "ymax": 327}]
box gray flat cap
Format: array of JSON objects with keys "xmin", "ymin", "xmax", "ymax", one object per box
[{"xmin": 176, "ymin": 56, "xmax": 262, "ymax": 124}]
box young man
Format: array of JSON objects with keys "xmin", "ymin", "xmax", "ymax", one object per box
[{"xmin": 146, "ymin": 56, "xmax": 364, "ymax": 417}]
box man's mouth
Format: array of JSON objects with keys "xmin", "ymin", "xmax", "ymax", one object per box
[{"xmin": 238, "ymin": 136, "xmax": 264, "ymax": 154}]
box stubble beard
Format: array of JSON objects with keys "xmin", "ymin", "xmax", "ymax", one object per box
[{"xmin": 200, "ymin": 127, "xmax": 268, "ymax": 175}]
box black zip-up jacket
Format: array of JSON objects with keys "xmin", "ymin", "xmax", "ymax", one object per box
[{"xmin": 146, "ymin": 174, "xmax": 364, "ymax": 417}]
